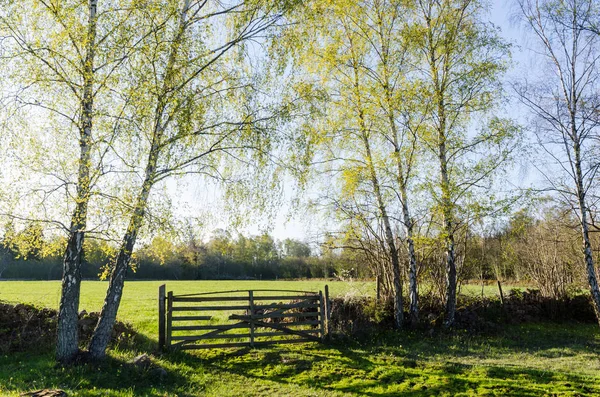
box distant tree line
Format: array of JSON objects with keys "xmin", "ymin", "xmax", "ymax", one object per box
[
  {"xmin": 1, "ymin": 204, "xmax": 595, "ymax": 304},
  {"xmin": 0, "ymin": 226, "xmax": 361, "ymax": 281}
]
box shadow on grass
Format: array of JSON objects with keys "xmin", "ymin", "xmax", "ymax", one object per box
[
  {"xmin": 165, "ymin": 344, "xmax": 578, "ymax": 396},
  {"xmin": 0, "ymin": 333, "xmax": 197, "ymax": 397},
  {"xmin": 1, "ymin": 323, "xmax": 599, "ymax": 396},
  {"xmin": 163, "ymin": 323, "xmax": 600, "ymax": 396}
]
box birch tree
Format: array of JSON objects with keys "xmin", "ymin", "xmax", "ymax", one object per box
[
  {"xmin": 0, "ymin": 0, "xmax": 144, "ymax": 363},
  {"xmin": 87, "ymin": 0, "xmax": 297, "ymax": 359},
  {"xmin": 363, "ymin": 0, "xmax": 423, "ymax": 324},
  {"xmin": 516, "ymin": 0, "xmax": 600, "ymax": 325},
  {"xmin": 412, "ymin": 0, "xmax": 515, "ymax": 326},
  {"xmin": 282, "ymin": 0, "xmax": 423, "ymax": 328}
]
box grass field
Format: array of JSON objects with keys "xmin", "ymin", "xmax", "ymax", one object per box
[{"xmin": 1, "ymin": 280, "xmax": 599, "ymax": 396}]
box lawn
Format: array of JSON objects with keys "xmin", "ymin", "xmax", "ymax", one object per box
[{"xmin": 0, "ymin": 280, "xmax": 599, "ymax": 396}]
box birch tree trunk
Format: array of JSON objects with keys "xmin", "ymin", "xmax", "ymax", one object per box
[
  {"xmin": 430, "ymin": 50, "xmax": 457, "ymax": 326},
  {"xmin": 569, "ymin": 4, "xmax": 600, "ymax": 324},
  {"xmin": 400, "ymin": 179, "xmax": 419, "ymax": 324},
  {"xmin": 348, "ymin": 28, "xmax": 404, "ymax": 328},
  {"xmin": 88, "ymin": 0, "xmax": 190, "ymax": 359},
  {"xmin": 378, "ymin": 22, "xmax": 419, "ymax": 324},
  {"xmin": 362, "ymin": 131, "xmax": 404, "ymax": 328},
  {"xmin": 384, "ymin": 86, "xmax": 419, "ymax": 325},
  {"xmin": 56, "ymin": 0, "xmax": 97, "ymax": 364},
  {"xmin": 388, "ymin": 113, "xmax": 418, "ymax": 325},
  {"xmin": 426, "ymin": 6, "xmax": 457, "ymax": 327},
  {"xmin": 439, "ymin": 120, "xmax": 457, "ymax": 327},
  {"xmin": 516, "ymin": 0, "xmax": 600, "ymax": 327},
  {"xmin": 574, "ymin": 139, "xmax": 600, "ymax": 324},
  {"xmin": 353, "ymin": 76, "xmax": 403, "ymax": 326},
  {"xmin": 87, "ymin": 155, "xmax": 156, "ymax": 358}
]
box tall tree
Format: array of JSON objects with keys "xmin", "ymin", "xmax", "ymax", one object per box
[
  {"xmin": 516, "ymin": 0, "xmax": 600, "ymax": 325},
  {"xmin": 0, "ymin": 0, "xmax": 137, "ymax": 363},
  {"xmin": 412, "ymin": 0, "xmax": 515, "ymax": 326},
  {"xmin": 282, "ymin": 0, "xmax": 413, "ymax": 327},
  {"xmin": 88, "ymin": 0, "xmax": 297, "ymax": 359},
  {"xmin": 364, "ymin": 0, "xmax": 423, "ymax": 324}
]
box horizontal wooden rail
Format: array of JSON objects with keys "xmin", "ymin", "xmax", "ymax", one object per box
[
  {"xmin": 254, "ymin": 302, "xmax": 320, "ymax": 310},
  {"xmin": 171, "ymin": 320, "xmax": 319, "ymax": 332},
  {"xmin": 229, "ymin": 312, "xmax": 319, "ymax": 320},
  {"xmin": 172, "ymin": 334, "xmax": 252, "ymax": 341},
  {"xmin": 171, "ymin": 315, "xmax": 213, "ymax": 321},
  {"xmin": 171, "ymin": 328, "xmax": 321, "ymax": 342},
  {"xmin": 171, "ymin": 295, "xmax": 318, "ymax": 302},
  {"xmin": 171, "ymin": 305, "xmax": 250, "ymax": 311},
  {"xmin": 254, "ymin": 330, "xmax": 319, "ymax": 337},
  {"xmin": 177, "ymin": 338, "xmax": 314, "ymax": 350},
  {"xmin": 172, "ymin": 323, "xmax": 248, "ymax": 331},
  {"xmin": 174, "ymin": 289, "xmax": 318, "ymax": 297}
]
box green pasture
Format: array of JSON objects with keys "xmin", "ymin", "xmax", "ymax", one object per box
[
  {"xmin": 0, "ymin": 280, "xmax": 598, "ymax": 396},
  {"xmin": 0, "ymin": 280, "xmax": 372, "ymax": 339}
]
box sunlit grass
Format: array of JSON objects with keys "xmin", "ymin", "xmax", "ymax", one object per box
[{"xmin": 0, "ymin": 280, "xmax": 598, "ymax": 396}]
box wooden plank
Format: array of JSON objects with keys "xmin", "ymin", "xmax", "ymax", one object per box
[
  {"xmin": 172, "ymin": 296, "xmax": 248, "ymax": 302},
  {"xmin": 172, "ymin": 323, "xmax": 249, "ymax": 331},
  {"xmin": 274, "ymin": 320, "xmax": 320, "ymax": 326},
  {"xmin": 172, "ymin": 327, "xmax": 320, "ymax": 342},
  {"xmin": 172, "ymin": 295, "xmax": 318, "ymax": 302},
  {"xmin": 173, "ymin": 302, "xmax": 318, "ymax": 312},
  {"xmin": 172, "ymin": 320, "xmax": 318, "ymax": 332},
  {"xmin": 171, "ymin": 315, "xmax": 213, "ymax": 321},
  {"xmin": 166, "ymin": 291, "xmax": 173, "ymax": 348},
  {"xmin": 254, "ymin": 302, "xmax": 320, "ymax": 310},
  {"xmin": 260, "ymin": 311, "xmax": 319, "ymax": 319},
  {"xmin": 173, "ymin": 289, "xmax": 319, "ymax": 298},
  {"xmin": 179, "ymin": 342, "xmax": 250, "ymax": 349},
  {"xmin": 179, "ymin": 338, "xmax": 314, "ymax": 350},
  {"xmin": 229, "ymin": 312, "xmax": 318, "ymax": 321},
  {"xmin": 253, "ymin": 295, "xmax": 318, "ymax": 301},
  {"xmin": 172, "ymin": 333, "xmax": 251, "ymax": 341},
  {"xmin": 254, "ymin": 330, "xmax": 319, "ymax": 337},
  {"xmin": 171, "ymin": 305, "xmax": 250, "ymax": 311},
  {"xmin": 158, "ymin": 284, "xmax": 166, "ymax": 351}
]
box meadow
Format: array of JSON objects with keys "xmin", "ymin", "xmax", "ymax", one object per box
[{"xmin": 0, "ymin": 280, "xmax": 599, "ymax": 396}]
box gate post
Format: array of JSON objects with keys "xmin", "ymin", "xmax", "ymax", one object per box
[
  {"xmin": 319, "ymin": 290, "xmax": 325, "ymax": 341},
  {"xmin": 158, "ymin": 284, "xmax": 166, "ymax": 351},
  {"xmin": 166, "ymin": 291, "xmax": 173, "ymax": 350},
  {"xmin": 249, "ymin": 290, "xmax": 255, "ymax": 348},
  {"xmin": 324, "ymin": 285, "xmax": 331, "ymax": 339}
]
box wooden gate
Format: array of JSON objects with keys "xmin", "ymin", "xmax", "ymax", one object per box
[{"xmin": 158, "ymin": 285, "xmax": 331, "ymax": 350}]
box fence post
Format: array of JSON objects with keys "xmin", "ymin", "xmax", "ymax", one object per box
[
  {"xmin": 324, "ymin": 285, "xmax": 331, "ymax": 339},
  {"xmin": 158, "ymin": 284, "xmax": 166, "ymax": 351},
  {"xmin": 166, "ymin": 291, "xmax": 173, "ymax": 350},
  {"xmin": 249, "ymin": 290, "xmax": 255, "ymax": 348},
  {"xmin": 319, "ymin": 290, "xmax": 325, "ymax": 341}
]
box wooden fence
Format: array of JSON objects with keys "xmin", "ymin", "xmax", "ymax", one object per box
[{"xmin": 158, "ymin": 285, "xmax": 331, "ymax": 350}]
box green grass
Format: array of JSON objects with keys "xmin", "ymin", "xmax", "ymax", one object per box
[
  {"xmin": 0, "ymin": 280, "xmax": 372, "ymax": 339},
  {"xmin": 0, "ymin": 280, "xmax": 599, "ymax": 396}
]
